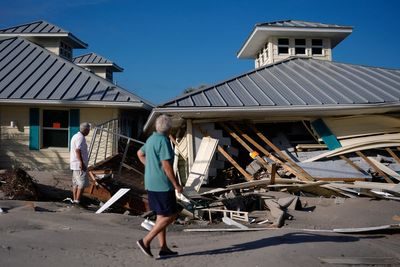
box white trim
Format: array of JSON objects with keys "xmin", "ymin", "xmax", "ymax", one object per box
[{"xmin": 0, "ymin": 99, "xmax": 145, "ymax": 108}]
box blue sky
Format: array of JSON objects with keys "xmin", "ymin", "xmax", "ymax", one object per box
[{"xmin": 1, "ymin": 0, "xmax": 399, "ymax": 105}]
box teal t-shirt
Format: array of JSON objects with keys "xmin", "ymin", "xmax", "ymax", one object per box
[{"xmin": 140, "ymin": 132, "xmax": 174, "ymax": 192}]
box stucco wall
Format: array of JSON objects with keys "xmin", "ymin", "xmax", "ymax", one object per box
[{"xmin": 0, "ymin": 105, "xmax": 119, "ymax": 170}]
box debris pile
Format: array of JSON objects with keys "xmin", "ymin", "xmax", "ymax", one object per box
[{"xmin": 0, "ymin": 168, "xmax": 38, "ymax": 200}]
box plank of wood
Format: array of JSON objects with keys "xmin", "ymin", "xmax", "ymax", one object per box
[
  {"xmin": 195, "ymin": 125, "xmax": 253, "ymax": 181},
  {"xmin": 339, "ymin": 155, "xmax": 369, "ymax": 175},
  {"xmin": 356, "ymin": 151, "xmax": 393, "ymax": 183},
  {"xmin": 95, "ymin": 188, "xmax": 130, "ymax": 214},
  {"xmin": 385, "ymin": 147, "xmax": 400, "ymax": 164},
  {"xmin": 219, "ymin": 123, "xmax": 279, "ymax": 178},
  {"xmin": 231, "ymin": 123, "xmax": 304, "ymax": 180},
  {"xmin": 184, "ymin": 137, "xmax": 219, "ymax": 192},
  {"xmin": 248, "ymin": 124, "xmax": 314, "ymax": 181},
  {"xmin": 367, "ymin": 157, "xmax": 400, "ymax": 182}
]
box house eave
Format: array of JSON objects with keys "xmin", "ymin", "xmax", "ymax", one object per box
[
  {"xmin": 143, "ymin": 103, "xmax": 400, "ymax": 132},
  {"xmin": 0, "ymin": 99, "xmax": 147, "ymax": 108}
]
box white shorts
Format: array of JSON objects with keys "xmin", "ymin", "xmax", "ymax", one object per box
[{"xmin": 72, "ymin": 170, "xmax": 89, "ymax": 189}]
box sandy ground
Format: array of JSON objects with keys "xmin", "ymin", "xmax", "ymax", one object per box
[{"xmin": 1, "ymin": 196, "xmax": 400, "ymax": 267}]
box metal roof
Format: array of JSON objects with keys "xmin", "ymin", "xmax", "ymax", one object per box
[
  {"xmin": 256, "ymin": 20, "xmax": 353, "ymax": 29},
  {"xmin": 0, "ymin": 20, "xmax": 87, "ymax": 48},
  {"xmin": 73, "ymin": 52, "xmax": 123, "ymax": 72},
  {"xmin": 161, "ymin": 57, "xmax": 400, "ymax": 108},
  {"xmin": 0, "ymin": 37, "xmax": 152, "ymax": 109}
]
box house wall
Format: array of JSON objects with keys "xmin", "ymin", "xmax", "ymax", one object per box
[
  {"xmin": 0, "ymin": 105, "xmax": 119, "ymax": 170},
  {"xmin": 255, "ymin": 37, "xmax": 332, "ymax": 67}
]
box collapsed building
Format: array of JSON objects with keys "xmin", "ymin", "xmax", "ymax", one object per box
[{"xmin": 143, "ymin": 20, "xmax": 400, "ymax": 192}]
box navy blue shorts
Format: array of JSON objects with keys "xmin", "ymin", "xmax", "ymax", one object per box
[{"xmin": 147, "ymin": 190, "xmax": 177, "ymax": 216}]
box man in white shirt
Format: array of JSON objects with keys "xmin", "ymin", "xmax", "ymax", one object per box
[{"xmin": 70, "ymin": 122, "xmax": 90, "ymax": 204}]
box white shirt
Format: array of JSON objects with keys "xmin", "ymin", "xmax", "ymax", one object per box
[{"xmin": 70, "ymin": 131, "xmax": 89, "ymax": 170}]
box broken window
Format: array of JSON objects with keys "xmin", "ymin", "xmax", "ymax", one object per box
[{"xmin": 42, "ymin": 110, "xmax": 69, "ymax": 148}]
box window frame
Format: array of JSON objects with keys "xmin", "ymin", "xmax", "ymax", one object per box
[
  {"xmin": 294, "ymin": 39, "xmax": 306, "ymax": 55},
  {"xmin": 311, "ymin": 39, "xmax": 324, "ymax": 56},
  {"xmin": 277, "ymin": 38, "xmax": 290, "ymax": 55},
  {"xmin": 41, "ymin": 109, "xmax": 70, "ymax": 149}
]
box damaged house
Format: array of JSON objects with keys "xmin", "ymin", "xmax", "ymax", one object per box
[
  {"xmin": 144, "ymin": 20, "xmax": 400, "ymax": 191},
  {"xmin": 0, "ymin": 21, "xmax": 153, "ymax": 170}
]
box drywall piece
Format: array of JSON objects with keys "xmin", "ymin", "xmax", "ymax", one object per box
[
  {"xmin": 340, "ymin": 133, "xmax": 400, "ymax": 147},
  {"xmin": 222, "ymin": 216, "xmax": 249, "ymax": 230},
  {"xmin": 184, "ymin": 137, "xmax": 219, "ymax": 193},
  {"xmin": 95, "ymin": 188, "xmax": 130, "ymax": 214},
  {"xmin": 367, "ymin": 157, "xmax": 400, "ymax": 181}
]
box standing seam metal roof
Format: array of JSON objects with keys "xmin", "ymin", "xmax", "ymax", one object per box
[
  {"xmin": 73, "ymin": 52, "xmax": 123, "ymax": 71},
  {"xmin": 160, "ymin": 58, "xmax": 400, "ymax": 108},
  {"xmin": 0, "ymin": 37, "xmax": 152, "ymax": 108},
  {"xmin": 256, "ymin": 20, "xmax": 353, "ymax": 29}
]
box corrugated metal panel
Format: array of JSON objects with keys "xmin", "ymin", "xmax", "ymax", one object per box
[
  {"xmin": 0, "ymin": 37, "xmax": 151, "ymax": 107},
  {"xmin": 161, "ymin": 57, "xmax": 400, "ymax": 109}
]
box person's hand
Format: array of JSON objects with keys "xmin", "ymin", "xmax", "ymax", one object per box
[{"xmin": 175, "ymin": 185, "xmax": 183, "ymax": 194}]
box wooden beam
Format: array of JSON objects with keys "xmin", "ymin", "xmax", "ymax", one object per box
[
  {"xmin": 219, "ymin": 122, "xmax": 280, "ymax": 178},
  {"xmin": 339, "ymin": 155, "xmax": 369, "ymax": 175},
  {"xmin": 355, "ymin": 151, "xmax": 393, "ymax": 183},
  {"xmin": 195, "ymin": 125, "xmax": 253, "ymax": 181},
  {"xmin": 385, "ymin": 148, "xmax": 400, "ymax": 165},
  {"xmin": 248, "ymin": 124, "xmax": 314, "ymax": 181},
  {"xmin": 231, "ymin": 123, "xmax": 307, "ymax": 180}
]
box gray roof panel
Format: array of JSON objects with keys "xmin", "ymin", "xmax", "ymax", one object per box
[
  {"xmin": 257, "ymin": 20, "xmax": 353, "ymax": 29},
  {"xmin": 161, "ymin": 58, "xmax": 400, "ymax": 109},
  {"xmin": 73, "ymin": 52, "xmax": 123, "ymax": 71},
  {"xmin": 0, "ymin": 37, "xmax": 151, "ymax": 108}
]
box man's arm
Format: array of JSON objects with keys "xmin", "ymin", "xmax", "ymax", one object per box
[
  {"xmin": 75, "ymin": 148, "xmax": 86, "ymax": 171},
  {"xmin": 161, "ymin": 160, "xmax": 183, "ymax": 193},
  {"xmin": 137, "ymin": 149, "xmax": 146, "ymax": 166}
]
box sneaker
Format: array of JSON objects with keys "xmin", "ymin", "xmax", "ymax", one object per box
[
  {"xmin": 158, "ymin": 248, "xmax": 178, "ymax": 258},
  {"xmin": 137, "ymin": 239, "xmax": 153, "ymax": 258}
]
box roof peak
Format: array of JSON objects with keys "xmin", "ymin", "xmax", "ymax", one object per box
[{"xmin": 73, "ymin": 52, "xmax": 123, "ymax": 72}]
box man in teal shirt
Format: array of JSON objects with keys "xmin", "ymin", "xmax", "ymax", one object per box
[{"xmin": 136, "ymin": 114, "xmax": 183, "ymax": 259}]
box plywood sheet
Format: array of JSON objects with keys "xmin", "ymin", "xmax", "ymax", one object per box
[
  {"xmin": 323, "ymin": 115, "xmax": 400, "ymax": 139},
  {"xmin": 184, "ymin": 137, "xmax": 218, "ymax": 193}
]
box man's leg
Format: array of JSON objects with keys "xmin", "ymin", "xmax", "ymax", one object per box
[
  {"xmin": 72, "ymin": 186, "xmax": 77, "ymax": 201},
  {"xmin": 75, "ymin": 187, "xmax": 84, "ymax": 202},
  {"xmin": 142, "ymin": 215, "xmax": 174, "ymax": 247}
]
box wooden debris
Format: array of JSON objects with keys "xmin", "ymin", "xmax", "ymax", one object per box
[{"xmin": 95, "ymin": 188, "xmax": 130, "ymax": 214}]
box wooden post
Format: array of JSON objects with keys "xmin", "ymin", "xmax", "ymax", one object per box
[{"xmin": 270, "ymin": 163, "xmax": 277, "ymax": 185}]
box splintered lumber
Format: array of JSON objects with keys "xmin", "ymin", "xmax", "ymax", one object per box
[
  {"xmin": 196, "ymin": 125, "xmax": 253, "ymax": 181},
  {"xmin": 356, "ymin": 151, "xmax": 393, "ymax": 183},
  {"xmin": 219, "ymin": 123, "xmax": 280, "ymax": 178},
  {"xmin": 226, "ymin": 178, "xmax": 302, "ymax": 190},
  {"xmin": 95, "ymin": 188, "xmax": 130, "ymax": 214},
  {"xmin": 248, "ymin": 124, "xmax": 314, "ymax": 181},
  {"xmin": 231, "ymin": 123, "xmax": 304, "ymax": 180}
]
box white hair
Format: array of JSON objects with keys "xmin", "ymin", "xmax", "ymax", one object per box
[
  {"xmin": 80, "ymin": 122, "xmax": 90, "ymax": 131},
  {"xmin": 155, "ymin": 115, "xmax": 172, "ymax": 134}
]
